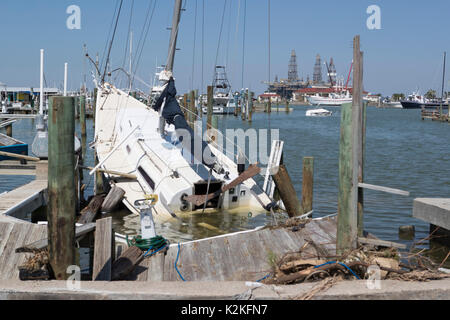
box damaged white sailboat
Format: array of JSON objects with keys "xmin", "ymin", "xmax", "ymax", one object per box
[{"xmin": 90, "ymin": 0, "xmax": 273, "ymax": 224}]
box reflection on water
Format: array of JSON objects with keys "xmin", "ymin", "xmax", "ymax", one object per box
[{"xmin": 1, "ymin": 107, "xmax": 449, "ymax": 256}]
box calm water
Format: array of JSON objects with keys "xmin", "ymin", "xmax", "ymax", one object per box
[{"xmin": 1, "ymin": 107, "xmax": 449, "ymax": 254}]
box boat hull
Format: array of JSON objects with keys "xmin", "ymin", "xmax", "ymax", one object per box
[{"xmin": 401, "ymin": 101, "xmax": 449, "ymax": 109}]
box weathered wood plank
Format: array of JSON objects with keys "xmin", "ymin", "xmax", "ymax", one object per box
[
  {"xmin": 0, "ymin": 223, "xmax": 33, "ymax": 280},
  {"xmin": 358, "ymin": 183, "xmax": 410, "ymax": 197},
  {"xmin": 272, "ymin": 164, "xmax": 301, "ymax": 217},
  {"xmin": 101, "ymin": 187, "xmax": 125, "ymax": 213},
  {"xmin": 147, "ymin": 253, "xmax": 165, "ymax": 281},
  {"xmin": 16, "ymin": 223, "xmax": 96, "ymax": 252},
  {"xmin": 111, "ymin": 246, "xmax": 143, "ymax": 281},
  {"xmin": 77, "ymin": 195, "xmax": 105, "ymax": 224},
  {"xmin": 93, "ymin": 217, "xmax": 113, "ymax": 281},
  {"xmin": 358, "ymin": 237, "xmax": 406, "ymax": 249}
]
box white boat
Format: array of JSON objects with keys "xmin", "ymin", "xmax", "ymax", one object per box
[
  {"xmin": 307, "ymin": 91, "xmax": 353, "ymax": 106},
  {"xmin": 306, "ymin": 108, "xmax": 332, "ymax": 117},
  {"xmin": 202, "ymin": 66, "xmax": 236, "ymax": 115},
  {"xmin": 92, "ymin": 1, "xmax": 272, "ymax": 224},
  {"xmin": 382, "ymin": 99, "xmax": 403, "ymax": 108}
]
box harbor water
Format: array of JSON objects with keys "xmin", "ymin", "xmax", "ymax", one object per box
[{"xmin": 1, "ymin": 106, "xmax": 449, "ymax": 254}]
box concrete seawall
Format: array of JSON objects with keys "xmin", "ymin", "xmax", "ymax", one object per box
[{"xmin": 0, "ymin": 279, "xmax": 449, "ymax": 300}]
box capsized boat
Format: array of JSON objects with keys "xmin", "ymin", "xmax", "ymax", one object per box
[
  {"xmin": 306, "ymin": 108, "xmax": 332, "ymax": 117},
  {"xmin": 93, "ymin": 73, "xmax": 273, "ymax": 223}
]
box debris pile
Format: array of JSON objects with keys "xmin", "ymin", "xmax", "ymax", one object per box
[{"xmin": 263, "ymin": 239, "xmax": 450, "ymax": 286}]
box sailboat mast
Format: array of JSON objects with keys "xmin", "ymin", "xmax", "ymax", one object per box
[
  {"xmin": 39, "ymin": 49, "xmax": 44, "ymax": 115},
  {"xmin": 441, "ymin": 52, "xmax": 446, "ymax": 101},
  {"xmin": 166, "ymin": 0, "xmax": 183, "ymax": 72},
  {"xmin": 439, "ymin": 52, "xmax": 446, "ymax": 116}
]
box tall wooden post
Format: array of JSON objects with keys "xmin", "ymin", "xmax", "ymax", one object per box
[
  {"xmin": 189, "ymin": 90, "xmax": 196, "ymax": 129},
  {"xmin": 241, "ymin": 91, "xmax": 247, "ymax": 121},
  {"xmin": 285, "ymin": 99, "xmax": 290, "ymax": 112},
  {"xmin": 48, "ymin": 96, "xmax": 76, "ymax": 280},
  {"xmin": 183, "ymin": 93, "xmax": 188, "ymax": 119},
  {"xmin": 268, "ymin": 98, "xmax": 272, "ymax": 114},
  {"xmin": 337, "ymin": 35, "xmax": 363, "ymax": 254},
  {"xmin": 301, "ymin": 157, "xmax": 314, "ymax": 214},
  {"xmin": 211, "ymin": 115, "xmax": 218, "ymax": 143},
  {"xmin": 272, "ymin": 164, "xmax": 301, "ymax": 217},
  {"xmin": 80, "ymin": 95, "xmax": 86, "ymax": 140},
  {"xmin": 5, "ymin": 124, "xmax": 12, "ymax": 137},
  {"xmin": 248, "ymin": 91, "xmax": 253, "ymax": 122},
  {"xmin": 93, "ymin": 88, "xmax": 103, "ymax": 195},
  {"xmin": 207, "ymin": 86, "xmax": 213, "ymax": 130}
]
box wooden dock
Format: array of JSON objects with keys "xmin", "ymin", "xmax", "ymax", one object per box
[
  {"xmin": 0, "ymin": 215, "xmax": 47, "ymax": 281},
  {"xmin": 421, "ymin": 110, "xmax": 449, "ymax": 122},
  {"xmin": 0, "ymin": 180, "xmax": 47, "ymax": 220},
  {"xmin": 124, "ymin": 216, "xmax": 338, "ymax": 282}
]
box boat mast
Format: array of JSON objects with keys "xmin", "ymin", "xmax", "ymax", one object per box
[
  {"xmin": 39, "ymin": 49, "xmax": 44, "ymax": 115},
  {"xmin": 166, "ymin": 0, "xmax": 183, "ymax": 73},
  {"xmin": 440, "ymin": 52, "xmax": 446, "ymax": 115}
]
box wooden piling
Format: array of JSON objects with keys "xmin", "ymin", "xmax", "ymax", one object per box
[
  {"xmin": 272, "ymin": 164, "xmax": 301, "ymax": 217},
  {"xmin": 285, "ymin": 99, "xmax": 290, "ymax": 113},
  {"xmin": 5, "ymin": 124, "xmax": 12, "ymax": 137},
  {"xmin": 241, "ymin": 91, "xmax": 247, "ymax": 121},
  {"xmin": 248, "ymin": 91, "xmax": 253, "ymax": 122},
  {"xmin": 80, "ymin": 95, "xmax": 86, "ymax": 140},
  {"xmin": 92, "ymin": 88, "xmax": 104, "ymax": 195},
  {"xmin": 268, "ymin": 98, "xmax": 272, "ymax": 114},
  {"xmin": 337, "ymin": 35, "xmax": 363, "ymax": 254},
  {"xmin": 301, "ymin": 157, "xmax": 314, "ymax": 214},
  {"xmin": 358, "ymin": 101, "xmax": 367, "ymax": 237},
  {"xmin": 183, "ymin": 93, "xmax": 188, "ymax": 119},
  {"xmin": 47, "ymin": 96, "xmax": 76, "ymax": 280},
  {"xmin": 101, "ymin": 186, "xmax": 125, "ymax": 213},
  {"xmin": 210, "ymin": 115, "xmax": 219, "ymax": 143},
  {"xmin": 207, "ymin": 86, "xmax": 213, "ymax": 130},
  {"xmin": 189, "ymin": 90, "xmax": 196, "ymax": 129}
]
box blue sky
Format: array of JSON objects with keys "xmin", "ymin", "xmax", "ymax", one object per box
[{"xmin": 1, "ymin": 0, "xmax": 450, "ymax": 96}]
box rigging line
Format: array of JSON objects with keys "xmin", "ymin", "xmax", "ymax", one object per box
[
  {"xmin": 241, "ymin": 0, "xmax": 247, "ymax": 89},
  {"xmin": 102, "ymin": 0, "xmax": 124, "ymax": 83},
  {"xmin": 100, "ymin": 0, "xmax": 120, "ymax": 73},
  {"xmin": 191, "ymin": 0, "xmax": 198, "ymax": 91},
  {"xmin": 268, "ymin": 0, "xmax": 271, "ymax": 84},
  {"xmin": 131, "ymin": 0, "xmax": 157, "ymax": 89},
  {"xmin": 121, "ymin": 0, "xmax": 135, "ymax": 72},
  {"xmin": 213, "ymin": 0, "xmax": 228, "ymax": 78},
  {"xmin": 131, "ymin": 0, "xmax": 154, "ymax": 75},
  {"xmin": 225, "ymin": 0, "xmax": 233, "ymax": 70},
  {"xmin": 201, "ymin": 0, "xmax": 205, "ymax": 95},
  {"xmin": 232, "ymin": 0, "xmax": 241, "ymax": 88}
]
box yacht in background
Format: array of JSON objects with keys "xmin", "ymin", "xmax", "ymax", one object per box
[
  {"xmin": 202, "ymin": 66, "xmax": 236, "ymax": 115},
  {"xmin": 307, "ymin": 90, "xmax": 352, "ymax": 106}
]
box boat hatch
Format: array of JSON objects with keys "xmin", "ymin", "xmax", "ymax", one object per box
[{"xmin": 193, "ymin": 181, "xmax": 223, "ymax": 210}]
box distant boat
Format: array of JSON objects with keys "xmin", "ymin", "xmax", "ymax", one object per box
[
  {"xmin": 307, "ymin": 91, "xmax": 353, "ymax": 106},
  {"xmin": 306, "ymin": 108, "xmax": 332, "ymax": 117},
  {"xmin": 382, "ymin": 98, "xmax": 403, "ymax": 109},
  {"xmin": 400, "ymin": 92, "xmax": 449, "ymax": 110},
  {"xmin": 0, "ymin": 133, "xmax": 28, "ymax": 161},
  {"xmin": 402, "ymin": 52, "xmax": 449, "ymax": 110},
  {"xmin": 202, "ymin": 66, "xmax": 236, "ymax": 115}
]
